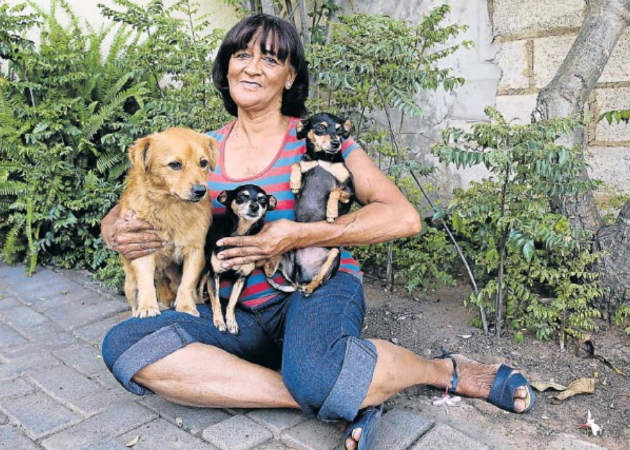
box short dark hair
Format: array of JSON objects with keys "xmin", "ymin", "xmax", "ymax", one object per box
[{"xmin": 212, "ymin": 14, "xmax": 309, "ymax": 118}]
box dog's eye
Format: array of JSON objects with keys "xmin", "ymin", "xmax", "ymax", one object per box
[
  {"xmin": 168, "ymin": 161, "xmax": 182, "ymax": 170},
  {"xmin": 258, "ymin": 196, "xmax": 268, "ymax": 207},
  {"xmin": 200, "ymin": 159, "xmax": 208, "ymax": 168},
  {"xmin": 313, "ymin": 124, "xmax": 326, "ymax": 135},
  {"xmin": 236, "ymin": 192, "xmax": 249, "ymax": 203}
]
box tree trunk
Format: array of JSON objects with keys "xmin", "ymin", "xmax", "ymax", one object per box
[
  {"xmin": 532, "ymin": 0, "xmax": 630, "ymax": 314},
  {"xmin": 261, "ymin": 0, "xmax": 277, "ymax": 15}
]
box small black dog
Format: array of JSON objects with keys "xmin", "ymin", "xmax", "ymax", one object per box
[
  {"xmin": 264, "ymin": 113, "xmax": 354, "ymax": 295},
  {"xmin": 200, "ymin": 184, "xmax": 276, "ymax": 334}
]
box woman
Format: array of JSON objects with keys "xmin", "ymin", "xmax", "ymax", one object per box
[{"xmin": 101, "ymin": 14, "xmax": 534, "ymax": 450}]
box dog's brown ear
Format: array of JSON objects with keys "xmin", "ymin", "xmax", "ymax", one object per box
[
  {"xmin": 267, "ymin": 194, "xmax": 277, "ymax": 211},
  {"xmin": 296, "ymin": 118, "xmax": 310, "ymax": 139},
  {"xmin": 204, "ymin": 135, "xmax": 218, "ymax": 171},
  {"xmin": 217, "ymin": 190, "xmax": 228, "ymax": 205},
  {"xmin": 341, "ymin": 119, "xmax": 352, "ymax": 139},
  {"xmin": 128, "ymin": 136, "xmax": 152, "ymax": 172}
]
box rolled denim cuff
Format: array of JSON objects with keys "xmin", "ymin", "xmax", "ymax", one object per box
[
  {"xmin": 111, "ymin": 324, "xmax": 195, "ymax": 395},
  {"xmin": 317, "ymin": 337, "xmax": 377, "ymax": 422}
]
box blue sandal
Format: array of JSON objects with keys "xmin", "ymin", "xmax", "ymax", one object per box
[
  {"xmin": 440, "ymin": 352, "xmax": 535, "ymax": 413},
  {"xmin": 488, "ymin": 364, "xmax": 535, "ymax": 413},
  {"xmin": 344, "ymin": 405, "xmax": 383, "ymax": 450}
]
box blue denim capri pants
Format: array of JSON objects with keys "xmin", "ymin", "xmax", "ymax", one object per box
[{"xmin": 102, "ymin": 272, "xmax": 377, "ymax": 422}]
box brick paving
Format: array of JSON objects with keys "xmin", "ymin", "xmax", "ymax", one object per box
[{"xmin": 0, "ymin": 262, "xmax": 611, "ymax": 450}]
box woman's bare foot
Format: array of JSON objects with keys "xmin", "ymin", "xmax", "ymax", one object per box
[
  {"xmin": 445, "ymin": 354, "xmax": 530, "ymax": 412},
  {"xmin": 344, "ymin": 354, "xmax": 531, "ymax": 450}
]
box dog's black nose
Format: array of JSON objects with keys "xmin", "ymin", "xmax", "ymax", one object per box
[
  {"xmin": 330, "ymin": 140, "xmax": 341, "ymax": 149},
  {"xmin": 249, "ymin": 202, "xmax": 259, "ymax": 212},
  {"xmin": 191, "ymin": 184, "xmax": 207, "ymax": 198}
]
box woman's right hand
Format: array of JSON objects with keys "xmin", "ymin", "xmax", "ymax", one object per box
[{"xmin": 101, "ymin": 203, "xmax": 163, "ymax": 260}]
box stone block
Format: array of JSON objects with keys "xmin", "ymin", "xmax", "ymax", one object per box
[
  {"xmin": 202, "ymin": 415, "xmax": 273, "ymax": 450},
  {"xmin": 53, "ymin": 342, "xmax": 106, "ymax": 376},
  {"xmin": 587, "ymin": 146, "xmax": 630, "ymax": 193},
  {"xmin": 497, "ymin": 40, "xmax": 530, "ymax": 90},
  {"xmin": 0, "ymin": 391, "xmax": 80, "ymax": 439},
  {"xmin": 0, "ymin": 424, "xmax": 40, "ymax": 450},
  {"xmin": 0, "ymin": 351, "xmax": 61, "ymax": 381},
  {"xmin": 600, "ymin": 27, "xmax": 630, "ymax": 83},
  {"xmin": 493, "ymin": 0, "xmax": 584, "ymax": 39},
  {"xmin": 87, "ymin": 368, "xmax": 123, "ymax": 390},
  {"xmin": 0, "ymin": 377, "xmax": 36, "ymax": 399},
  {"xmin": 0, "ymin": 323, "xmax": 28, "ymax": 349},
  {"xmin": 547, "ymin": 432, "xmax": 611, "ymax": 450},
  {"xmin": 27, "ymin": 364, "xmax": 127, "ymax": 415},
  {"xmin": 44, "ymin": 300, "xmax": 128, "ymax": 331},
  {"xmin": 0, "ymin": 296, "xmax": 21, "ymax": 310},
  {"xmin": 81, "ymin": 436, "xmax": 129, "ymax": 450},
  {"xmin": 594, "ymin": 87, "xmax": 630, "ymax": 142},
  {"xmin": 74, "ymin": 312, "xmax": 130, "ymax": 347},
  {"xmin": 251, "ymin": 442, "xmax": 290, "ymax": 450},
  {"xmin": 247, "ymin": 409, "xmax": 307, "ymax": 435},
  {"xmin": 0, "ymin": 305, "xmax": 48, "ymax": 329},
  {"xmin": 451, "ymin": 77, "xmax": 502, "ymax": 121},
  {"xmin": 533, "ymin": 35, "xmax": 575, "ymax": 88},
  {"xmin": 495, "ymin": 94, "xmax": 538, "ymax": 124},
  {"xmin": 139, "ymin": 396, "xmax": 231, "ymax": 435},
  {"xmin": 26, "ymin": 287, "xmax": 99, "ymax": 313},
  {"xmin": 279, "ymin": 419, "xmax": 343, "ymax": 450},
  {"xmin": 119, "ymin": 418, "xmax": 219, "ymax": 450},
  {"xmin": 41, "ymin": 401, "xmax": 156, "ymax": 450},
  {"xmin": 374, "ymin": 409, "xmax": 433, "ymax": 450},
  {"xmin": 409, "ymin": 423, "xmax": 490, "ymax": 450}
]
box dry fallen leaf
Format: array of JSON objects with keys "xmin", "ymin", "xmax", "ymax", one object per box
[
  {"xmin": 432, "ymin": 393, "xmax": 461, "ymax": 407},
  {"xmin": 126, "ymin": 435, "xmax": 140, "ymax": 447},
  {"xmin": 554, "ymin": 378, "xmax": 595, "ymax": 401},
  {"xmin": 530, "ymin": 381, "xmax": 567, "ymax": 392}
]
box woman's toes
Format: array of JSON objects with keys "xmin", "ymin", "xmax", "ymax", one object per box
[
  {"xmin": 352, "ymin": 428, "xmax": 362, "ymax": 442},
  {"xmin": 515, "ymin": 385, "xmax": 528, "ymax": 399},
  {"xmin": 345, "ymin": 436, "xmax": 358, "ymax": 450},
  {"xmin": 513, "ymin": 397, "xmax": 527, "ymax": 413}
]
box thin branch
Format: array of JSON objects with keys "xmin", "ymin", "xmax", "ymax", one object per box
[{"xmin": 410, "ymin": 170, "xmax": 488, "ymax": 334}]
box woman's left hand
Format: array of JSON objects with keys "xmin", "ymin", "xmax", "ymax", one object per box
[{"xmin": 216, "ymin": 219, "xmax": 301, "ymax": 268}]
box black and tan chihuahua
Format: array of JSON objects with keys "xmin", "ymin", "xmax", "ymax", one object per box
[
  {"xmin": 264, "ymin": 113, "xmax": 355, "ymax": 295},
  {"xmin": 200, "ymin": 184, "xmax": 276, "ymax": 334}
]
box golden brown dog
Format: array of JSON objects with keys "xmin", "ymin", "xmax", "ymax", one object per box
[{"xmin": 119, "ymin": 127, "xmax": 217, "ymax": 318}]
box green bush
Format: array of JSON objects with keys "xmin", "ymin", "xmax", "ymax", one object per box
[
  {"xmin": 307, "ymin": 6, "xmax": 471, "ymax": 290},
  {"xmin": 0, "ymin": 0, "xmax": 229, "ymax": 288},
  {"xmin": 433, "ymin": 107, "xmax": 605, "ymax": 342}
]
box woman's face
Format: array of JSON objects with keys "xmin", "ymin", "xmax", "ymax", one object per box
[{"xmin": 227, "ymin": 35, "xmax": 295, "ymax": 115}]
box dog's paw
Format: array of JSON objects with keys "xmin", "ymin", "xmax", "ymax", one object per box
[
  {"xmin": 176, "ymin": 303, "xmax": 200, "ymax": 317},
  {"xmin": 134, "ymin": 304, "xmax": 161, "ymax": 318},
  {"xmin": 213, "ymin": 316, "xmax": 227, "ymax": 332},
  {"xmin": 226, "ymin": 317, "xmax": 239, "ymax": 335}
]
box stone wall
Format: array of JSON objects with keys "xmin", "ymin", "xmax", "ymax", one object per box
[{"xmin": 493, "ymin": 0, "xmax": 630, "ymax": 196}]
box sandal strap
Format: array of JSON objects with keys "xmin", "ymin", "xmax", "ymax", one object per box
[{"xmin": 488, "ymin": 364, "xmax": 530, "ymax": 412}]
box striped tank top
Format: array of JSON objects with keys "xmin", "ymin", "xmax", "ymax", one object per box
[{"xmin": 206, "ymin": 117, "xmax": 362, "ymax": 308}]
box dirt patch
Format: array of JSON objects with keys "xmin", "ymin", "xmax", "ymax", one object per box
[{"xmin": 362, "ymin": 278, "xmax": 630, "ymax": 450}]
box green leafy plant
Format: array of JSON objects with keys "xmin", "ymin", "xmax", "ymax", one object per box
[
  {"xmin": 307, "ymin": 6, "xmax": 472, "ymax": 290},
  {"xmin": 0, "ymin": 0, "xmax": 228, "ymax": 289},
  {"xmin": 432, "ymin": 107, "xmax": 605, "ymax": 344}
]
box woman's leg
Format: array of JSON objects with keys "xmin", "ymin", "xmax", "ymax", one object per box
[
  {"xmin": 101, "ymin": 303, "xmax": 296, "ymax": 407},
  {"xmin": 133, "ymin": 342, "xmax": 298, "ymax": 408}
]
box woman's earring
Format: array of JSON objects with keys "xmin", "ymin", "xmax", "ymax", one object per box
[{"xmin": 285, "ymin": 81, "xmax": 292, "ymax": 89}]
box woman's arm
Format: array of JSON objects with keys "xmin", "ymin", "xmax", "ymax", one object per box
[
  {"xmin": 216, "ymin": 148, "xmax": 421, "ymax": 267},
  {"xmin": 101, "ymin": 203, "xmax": 164, "ymax": 260}
]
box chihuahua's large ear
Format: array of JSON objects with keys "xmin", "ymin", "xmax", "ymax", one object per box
[
  {"xmin": 204, "ymin": 135, "xmax": 218, "ymax": 171},
  {"xmin": 267, "ymin": 194, "xmax": 277, "ymax": 211},
  {"xmin": 341, "ymin": 119, "xmax": 352, "ymax": 139},
  {"xmin": 296, "ymin": 118, "xmax": 310, "ymax": 139},
  {"xmin": 128, "ymin": 136, "xmax": 152, "ymax": 172},
  {"xmin": 217, "ymin": 190, "xmax": 228, "ymax": 205}
]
